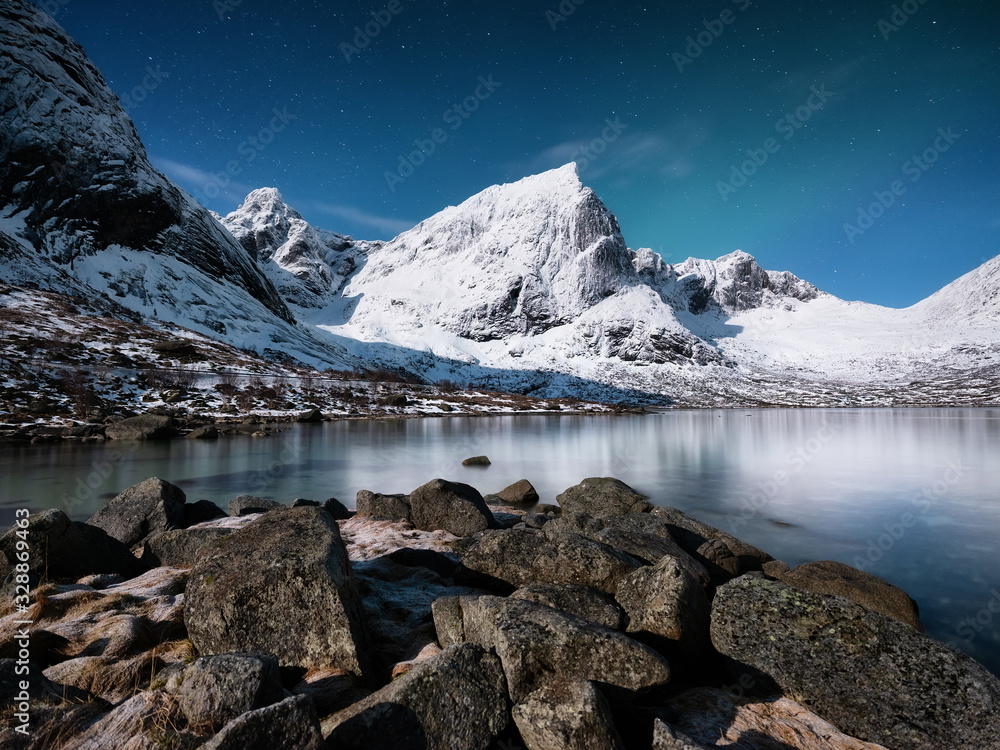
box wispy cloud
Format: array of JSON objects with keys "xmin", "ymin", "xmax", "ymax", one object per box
[
  {"xmin": 152, "ymin": 157, "xmax": 256, "ymax": 209},
  {"xmin": 517, "ymin": 124, "xmax": 708, "ymax": 184},
  {"xmin": 309, "ymin": 202, "xmax": 415, "ymax": 238}
]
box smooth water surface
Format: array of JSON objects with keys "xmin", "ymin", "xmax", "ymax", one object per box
[{"xmin": 2, "ymin": 408, "xmax": 999, "ymax": 675}]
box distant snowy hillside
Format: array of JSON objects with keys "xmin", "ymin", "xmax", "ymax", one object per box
[{"xmin": 0, "ymin": 0, "xmax": 360, "ymax": 367}]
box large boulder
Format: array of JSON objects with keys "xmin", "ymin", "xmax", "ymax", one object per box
[
  {"xmin": 87, "ymin": 477, "xmax": 186, "ymax": 549},
  {"xmin": 104, "ymin": 413, "xmax": 176, "ymax": 440},
  {"xmin": 775, "ymin": 560, "xmax": 922, "ymax": 630},
  {"xmin": 615, "ymin": 555, "xmax": 711, "ymax": 652},
  {"xmin": 512, "ymin": 678, "xmax": 625, "ymax": 750},
  {"xmin": 492, "ymin": 478, "xmax": 540, "ymax": 506},
  {"xmin": 408, "ymin": 478, "xmax": 496, "ymax": 536},
  {"xmin": 184, "ymin": 507, "xmax": 375, "ymax": 677},
  {"xmin": 545, "ymin": 511, "xmax": 710, "ymax": 586},
  {"xmin": 461, "ymin": 528, "xmax": 643, "ymax": 595},
  {"xmin": 556, "ymin": 477, "xmax": 651, "ymax": 517},
  {"xmin": 141, "ymin": 527, "xmax": 235, "ymax": 567},
  {"xmin": 355, "ymin": 489, "xmax": 411, "ymax": 522},
  {"xmin": 202, "ymin": 695, "xmax": 324, "ymax": 750},
  {"xmin": 170, "ymin": 652, "xmax": 284, "ymax": 730},
  {"xmin": 710, "ymin": 575, "xmax": 1000, "ymax": 750},
  {"xmin": 0, "ymin": 509, "xmax": 145, "ymax": 582},
  {"xmin": 511, "ymin": 583, "xmax": 626, "ymax": 630},
  {"xmin": 322, "ymin": 643, "xmax": 509, "ymax": 750},
  {"xmin": 435, "ymin": 595, "xmax": 672, "ymax": 703}
]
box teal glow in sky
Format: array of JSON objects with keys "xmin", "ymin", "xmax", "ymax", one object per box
[{"xmin": 38, "ymin": 0, "xmax": 1000, "ymax": 307}]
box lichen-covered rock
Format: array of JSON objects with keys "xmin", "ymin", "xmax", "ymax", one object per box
[
  {"xmin": 0, "ymin": 509, "xmax": 146, "ymax": 582},
  {"xmin": 171, "ymin": 652, "xmax": 284, "ymax": 730},
  {"xmin": 652, "ymin": 719, "xmax": 713, "ymax": 750},
  {"xmin": 710, "ymin": 576, "xmax": 1000, "ymax": 750},
  {"xmin": 546, "ymin": 511, "xmax": 709, "ymax": 585},
  {"xmin": 202, "ymin": 694, "xmax": 324, "ymax": 750},
  {"xmin": 437, "ymin": 595, "xmax": 671, "ymax": 703},
  {"xmin": 511, "ymin": 582, "xmax": 625, "ymax": 630},
  {"xmin": 556, "ymin": 477, "xmax": 651, "ymax": 517},
  {"xmin": 355, "ymin": 489, "xmax": 411, "ymax": 522},
  {"xmin": 775, "ymin": 560, "xmax": 922, "ymax": 630},
  {"xmin": 461, "ymin": 528, "xmax": 642, "ymax": 595},
  {"xmin": 87, "ymin": 477, "xmax": 186, "ymax": 549},
  {"xmin": 184, "ymin": 507, "xmax": 374, "ymax": 676},
  {"xmin": 512, "ymin": 679, "xmax": 625, "ymax": 750},
  {"xmin": 616, "ymin": 555, "xmax": 710, "ymax": 651},
  {"xmin": 140, "ymin": 526, "xmax": 234, "ymax": 567},
  {"xmin": 322, "ymin": 643, "xmax": 509, "ymax": 750},
  {"xmin": 407, "ymin": 478, "xmax": 496, "ymax": 536}
]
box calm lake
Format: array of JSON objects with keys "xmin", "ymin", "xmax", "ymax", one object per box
[{"xmin": 2, "ymin": 408, "xmax": 999, "ymax": 675}]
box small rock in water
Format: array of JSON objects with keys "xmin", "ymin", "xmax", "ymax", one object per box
[{"xmin": 461, "ymin": 455, "xmax": 491, "ymax": 467}]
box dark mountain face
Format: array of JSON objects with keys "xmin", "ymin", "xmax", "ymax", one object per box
[{"xmin": 0, "ymin": 0, "xmax": 292, "ymax": 323}]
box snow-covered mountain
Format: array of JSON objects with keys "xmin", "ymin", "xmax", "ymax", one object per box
[
  {"xmin": 1, "ymin": 0, "xmax": 997, "ymax": 407},
  {"xmin": 0, "ymin": 0, "xmax": 361, "ymax": 368}
]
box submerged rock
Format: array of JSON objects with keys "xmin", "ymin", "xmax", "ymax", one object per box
[
  {"xmin": 184, "ymin": 507, "xmax": 375, "ymax": 677},
  {"xmin": 710, "ymin": 576, "xmax": 1000, "ymax": 750}
]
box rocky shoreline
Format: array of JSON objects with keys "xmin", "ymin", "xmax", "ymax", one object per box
[
  {"xmin": 2, "ymin": 475, "xmax": 999, "ymax": 749},
  {"xmin": 0, "ymin": 404, "xmax": 644, "ymax": 446}
]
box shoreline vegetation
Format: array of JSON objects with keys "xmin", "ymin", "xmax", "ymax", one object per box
[{"xmin": 2, "ymin": 474, "xmax": 999, "ymax": 749}]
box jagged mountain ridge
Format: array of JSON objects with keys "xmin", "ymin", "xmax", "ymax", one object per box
[{"xmin": 1, "ymin": 0, "xmax": 997, "ymax": 406}]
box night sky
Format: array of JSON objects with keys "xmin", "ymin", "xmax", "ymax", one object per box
[{"xmin": 35, "ymin": 0, "xmax": 1000, "ymax": 307}]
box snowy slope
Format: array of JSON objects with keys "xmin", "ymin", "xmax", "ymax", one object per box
[
  {"xmin": 0, "ymin": 0, "xmax": 364, "ymax": 369},
  {"xmin": 221, "ymin": 188, "xmax": 377, "ymax": 307}
]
